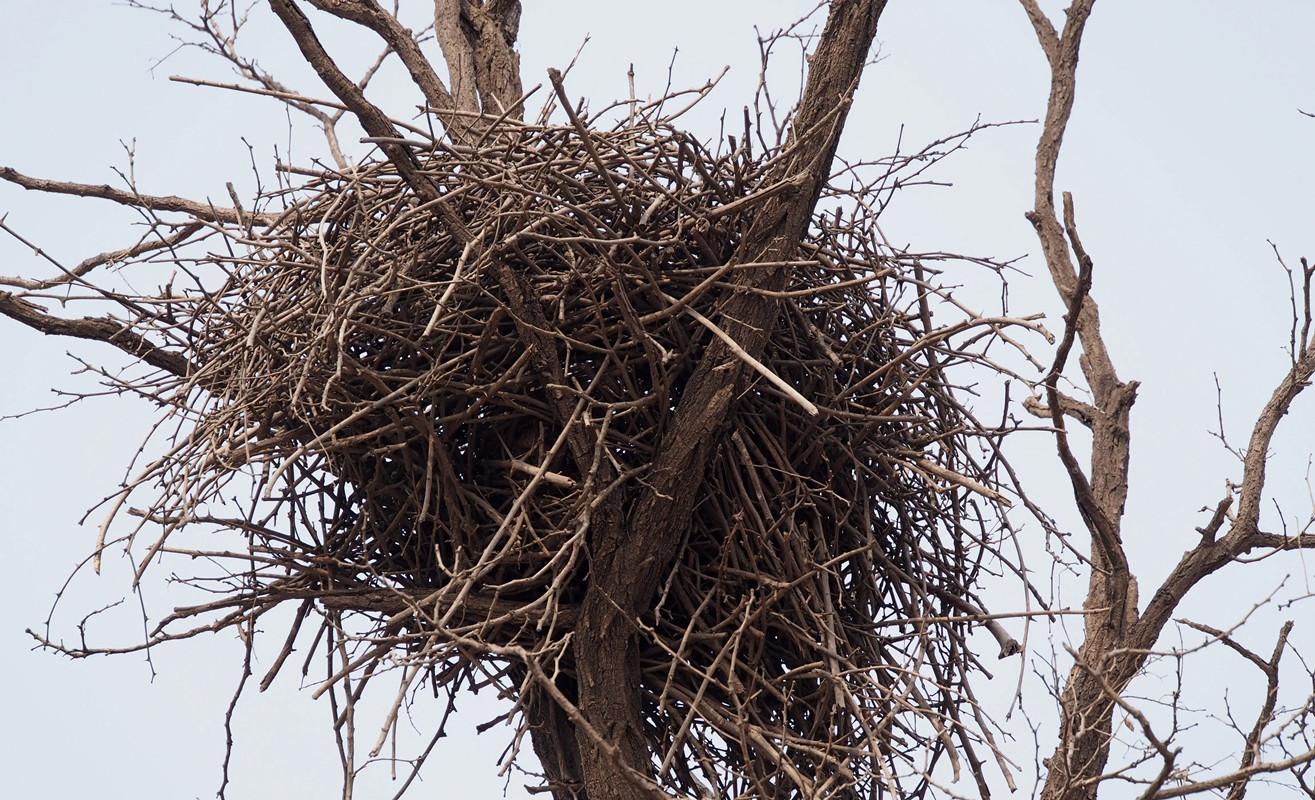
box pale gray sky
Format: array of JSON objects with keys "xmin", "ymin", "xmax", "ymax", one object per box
[{"xmin": 3, "ymin": 2, "xmax": 1314, "ymax": 798}]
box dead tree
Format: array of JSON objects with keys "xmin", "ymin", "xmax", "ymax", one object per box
[
  {"xmin": 1019, "ymin": 2, "xmax": 1315, "ymax": 798},
  {"xmin": 4, "ymin": 2, "xmax": 1314, "ymax": 799}
]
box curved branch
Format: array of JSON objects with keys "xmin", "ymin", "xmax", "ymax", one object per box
[{"xmin": 302, "ymin": 0, "xmax": 458, "ymax": 117}]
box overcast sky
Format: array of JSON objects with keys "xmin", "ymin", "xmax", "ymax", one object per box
[{"xmin": 3, "ymin": 2, "xmax": 1314, "ymax": 798}]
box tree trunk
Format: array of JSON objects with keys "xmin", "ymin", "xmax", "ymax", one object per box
[{"xmin": 568, "ymin": 2, "xmax": 888, "ymax": 797}]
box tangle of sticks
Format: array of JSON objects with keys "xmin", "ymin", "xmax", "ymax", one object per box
[{"xmin": 13, "ymin": 89, "xmax": 1035, "ymax": 796}]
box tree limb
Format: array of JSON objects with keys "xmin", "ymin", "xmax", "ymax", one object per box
[
  {"xmin": 267, "ymin": 0, "xmax": 440, "ymax": 200},
  {"xmin": 0, "ymin": 291, "xmax": 193, "ymax": 376},
  {"xmin": 569, "ymin": 3, "xmax": 889, "ymax": 798},
  {"xmin": 302, "ymin": 0, "xmax": 459, "ymax": 119},
  {"xmin": 1, "ymin": 166, "xmax": 268, "ymax": 226}
]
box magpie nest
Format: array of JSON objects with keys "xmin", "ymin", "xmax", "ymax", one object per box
[{"xmin": 53, "ymin": 112, "xmax": 1027, "ymax": 798}]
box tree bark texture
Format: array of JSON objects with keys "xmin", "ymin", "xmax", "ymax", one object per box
[{"xmin": 568, "ymin": 2, "xmax": 888, "ymax": 798}]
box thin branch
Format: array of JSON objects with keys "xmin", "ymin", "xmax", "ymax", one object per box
[{"xmin": 1, "ymin": 166, "xmax": 267, "ymax": 226}]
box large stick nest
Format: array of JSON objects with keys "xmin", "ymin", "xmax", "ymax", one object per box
[{"xmin": 57, "ymin": 111, "xmax": 1021, "ymax": 796}]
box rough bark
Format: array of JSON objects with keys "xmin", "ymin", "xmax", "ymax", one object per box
[
  {"xmin": 568, "ymin": 2, "xmax": 888, "ymax": 798},
  {"xmin": 519, "ymin": 666, "xmax": 588, "ymax": 800},
  {"xmin": 433, "ymin": 0, "xmax": 524, "ymax": 119},
  {"xmin": 1014, "ymin": 5, "xmax": 1138, "ymax": 796}
]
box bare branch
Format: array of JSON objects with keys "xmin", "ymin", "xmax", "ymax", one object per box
[
  {"xmin": 302, "ymin": 0, "xmax": 458, "ymax": 115},
  {"xmin": 0, "ymin": 291, "xmax": 192, "ymax": 376},
  {"xmin": 1, "ymin": 166, "xmax": 267, "ymax": 226},
  {"xmin": 267, "ymin": 0, "xmax": 439, "ymax": 199},
  {"xmin": 0, "ymin": 221, "xmax": 204, "ymax": 291}
]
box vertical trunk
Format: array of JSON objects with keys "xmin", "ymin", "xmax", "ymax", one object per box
[
  {"xmin": 523, "ymin": 679, "xmax": 590, "ymax": 800},
  {"xmin": 1020, "ymin": 3, "xmax": 1146, "ymax": 797},
  {"xmin": 434, "ymin": 0, "xmax": 524, "ymax": 119},
  {"xmin": 569, "ymin": 2, "xmax": 888, "ymax": 797}
]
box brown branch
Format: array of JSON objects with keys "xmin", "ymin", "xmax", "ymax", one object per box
[
  {"xmin": 302, "ymin": 0, "xmax": 459, "ymax": 118},
  {"xmin": 319, "ymin": 588, "xmax": 579, "ymax": 629},
  {"xmin": 1229, "ymin": 348, "xmax": 1315, "ymax": 538},
  {"xmin": 1195, "ymin": 494, "xmax": 1234, "ymax": 545},
  {"xmin": 267, "ymin": 0, "xmax": 439, "ymax": 201},
  {"xmin": 0, "ymin": 222, "xmax": 204, "ymax": 291},
  {"xmin": 1021, "ymin": 3, "xmax": 1315, "ymax": 798},
  {"xmin": 1136, "ymin": 335, "xmax": 1315, "ymax": 641},
  {"xmin": 1247, "ymin": 531, "xmax": 1315, "ymax": 550},
  {"xmin": 0, "ymin": 291, "xmax": 192, "ymax": 376},
  {"xmin": 1, "ymin": 166, "xmax": 267, "ymax": 226},
  {"xmin": 1182, "ymin": 619, "xmax": 1292, "ymax": 800},
  {"xmin": 1024, "ymin": 390, "xmax": 1096, "ymax": 428},
  {"xmin": 1018, "ymin": 0, "xmax": 1060, "ymax": 64},
  {"xmin": 129, "ymin": 0, "xmax": 371, "ymax": 169},
  {"xmin": 1017, "ymin": 3, "xmax": 1169, "ymax": 799},
  {"xmin": 1066, "ymin": 645, "xmax": 1178, "ymax": 792},
  {"xmin": 1042, "ymin": 192, "xmax": 1124, "ymax": 573},
  {"xmin": 1151, "ymin": 747, "xmax": 1315, "ymax": 799}
]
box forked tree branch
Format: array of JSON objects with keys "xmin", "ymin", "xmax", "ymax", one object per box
[
  {"xmin": 1022, "ymin": 1, "xmax": 1315, "ymax": 798},
  {"xmin": 0, "ymin": 292, "xmax": 193, "ymax": 376},
  {"xmin": 302, "ymin": 0, "xmax": 459, "ymax": 119},
  {"xmin": 267, "ymin": 0, "xmax": 440, "ymax": 200},
  {"xmin": 1042, "ymin": 192, "xmax": 1123, "ymax": 570},
  {"xmin": 0, "ymin": 221, "xmax": 203, "ymax": 291}
]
